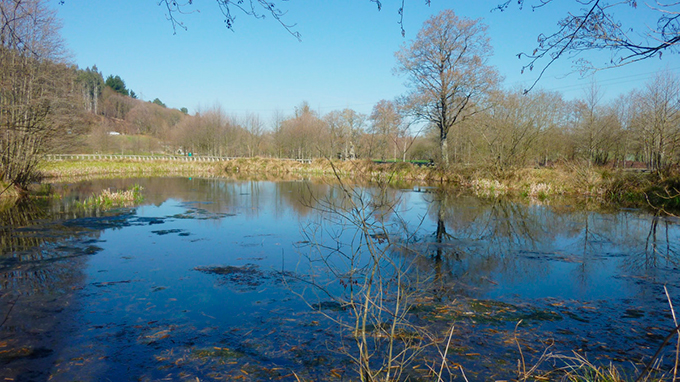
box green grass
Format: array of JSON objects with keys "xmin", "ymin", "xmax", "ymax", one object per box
[{"xmin": 75, "ymin": 184, "xmax": 144, "ymax": 209}]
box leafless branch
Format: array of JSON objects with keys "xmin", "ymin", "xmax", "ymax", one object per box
[{"xmin": 497, "ymin": 1, "xmax": 680, "ymax": 91}]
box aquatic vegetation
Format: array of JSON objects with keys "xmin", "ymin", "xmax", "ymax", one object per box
[
  {"xmin": 528, "ymin": 182, "xmax": 553, "ymax": 200},
  {"xmin": 470, "ymin": 178, "xmax": 508, "ymax": 197},
  {"xmin": 194, "ymin": 264, "xmax": 285, "ymax": 291},
  {"xmin": 191, "ymin": 347, "xmax": 245, "ymax": 361},
  {"xmin": 3, "ymin": 177, "xmax": 680, "ymax": 381},
  {"xmin": 194, "ymin": 264, "xmax": 261, "ymax": 277},
  {"xmin": 75, "ymin": 184, "xmax": 143, "ymax": 209},
  {"xmin": 311, "ymin": 300, "xmax": 347, "ymax": 311},
  {"xmin": 423, "ymin": 299, "xmax": 563, "ymax": 325}
]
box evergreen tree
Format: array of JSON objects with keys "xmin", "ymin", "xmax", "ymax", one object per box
[
  {"xmin": 105, "ymin": 75, "xmax": 129, "ymax": 96},
  {"xmin": 152, "ymin": 98, "xmax": 166, "ymax": 108}
]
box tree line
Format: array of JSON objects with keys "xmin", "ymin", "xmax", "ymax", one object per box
[{"xmin": 82, "ymin": 68, "xmax": 680, "ymax": 176}]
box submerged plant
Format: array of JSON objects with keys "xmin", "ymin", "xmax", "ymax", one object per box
[{"xmin": 292, "ymin": 163, "xmax": 439, "ymax": 382}]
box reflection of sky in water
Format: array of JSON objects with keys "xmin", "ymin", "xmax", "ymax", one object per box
[
  {"xmin": 485, "ymin": 254, "xmax": 626, "ymax": 301},
  {"xmin": 403, "ymin": 193, "xmax": 680, "ymax": 304},
  {"xmin": 2, "ymin": 178, "xmax": 680, "ymax": 381},
  {"xmin": 82, "ymin": 194, "xmax": 309, "ymax": 330}
]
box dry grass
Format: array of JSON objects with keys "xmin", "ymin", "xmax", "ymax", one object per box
[
  {"xmin": 469, "ymin": 178, "xmax": 508, "ymax": 197},
  {"xmin": 221, "ymin": 157, "xmax": 435, "ymax": 184},
  {"xmin": 75, "ymin": 184, "xmax": 144, "ymax": 209},
  {"xmin": 40, "ymin": 159, "xmax": 222, "ymax": 181},
  {"xmin": 0, "ymin": 181, "xmax": 21, "ymax": 199},
  {"xmin": 39, "ymin": 157, "xmax": 676, "ymax": 211}
]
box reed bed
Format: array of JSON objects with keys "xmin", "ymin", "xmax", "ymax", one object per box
[{"xmin": 75, "ymin": 184, "xmax": 144, "ymax": 209}]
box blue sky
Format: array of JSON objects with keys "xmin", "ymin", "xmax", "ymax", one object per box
[{"xmin": 53, "ymin": 1, "xmax": 679, "ymax": 126}]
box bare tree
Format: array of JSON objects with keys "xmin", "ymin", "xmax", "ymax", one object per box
[
  {"xmin": 0, "ymin": 0, "xmax": 79, "ymax": 191},
  {"xmin": 395, "ymin": 10, "xmax": 499, "ymax": 166},
  {"xmin": 341, "ymin": 108, "xmax": 365, "ymax": 160},
  {"xmin": 478, "ymin": 89, "xmax": 562, "ymax": 171},
  {"xmin": 629, "ymin": 70, "xmax": 680, "ymax": 172},
  {"xmin": 271, "ymin": 109, "xmax": 287, "ymax": 158},
  {"xmin": 572, "ymin": 81, "xmax": 622, "ymax": 165},
  {"xmin": 324, "ymin": 108, "xmax": 364, "ymax": 160},
  {"xmin": 171, "ymin": 104, "xmax": 246, "ymax": 157},
  {"xmin": 1, "ymin": 0, "xmax": 66, "ymax": 60},
  {"xmin": 243, "ymin": 112, "xmax": 264, "ymax": 157},
  {"xmin": 370, "ymin": 100, "xmax": 401, "ymax": 161},
  {"xmin": 392, "ymin": 100, "xmax": 428, "ymax": 162},
  {"xmin": 277, "ymin": 101, "xmax": 328, "ymax": 159},
  {"xmin": 324, "ymin": 110, "xmax": 344, "ymax": 159}
]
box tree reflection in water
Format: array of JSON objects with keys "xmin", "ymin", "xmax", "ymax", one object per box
[
  {"xmin": 0, "ymin": 196, "xmax": 137, "ymax": 381},
  {"xmin": 0, "ymin": 178, "xmax": 677, "ymax": 380}
]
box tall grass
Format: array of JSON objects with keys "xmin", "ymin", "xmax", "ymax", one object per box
[{"xmin": 75, "ymin": 184, "xmax": 143, "ymax": 209}]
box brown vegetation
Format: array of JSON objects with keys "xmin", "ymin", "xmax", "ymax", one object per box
[
  {"xmin": 2, "ymin": 5, "xmax": 679, "ymax": 213},
  {"xmin": 65, "ymin": 11, "xmax": 679, "ymax": 181},
  {"xmin": 40, "ymin": 155, "xmax": 680, "ymax": 212},
  {"xmin": 0, "ymin": 0, "xmax": 86, "ymax": 191}
]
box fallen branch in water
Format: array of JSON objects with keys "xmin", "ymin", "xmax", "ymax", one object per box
[{"xmin": 0, "ymin": 296, "xmax": 19, "ymax": 329}]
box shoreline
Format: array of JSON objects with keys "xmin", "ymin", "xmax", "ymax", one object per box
[{"xmin": 29, "ymin": 157, "xmax": 680, "ymax": 213}]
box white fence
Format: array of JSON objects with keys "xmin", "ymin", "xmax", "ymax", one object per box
[
  {"xmin": 44, "ymin": 154, "xmax": 232, "ymax": 162},
  {"xmin": 43, "ymin": 154, "xmax": 313, "ymax": 163}
]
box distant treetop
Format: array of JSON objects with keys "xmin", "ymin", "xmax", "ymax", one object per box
[
  {"xmin": 105, "ymin": 75, "xmax": 129, "ymax": 96},
  {"xmin": 152, "ymin": 98, "xmax": 167, "ymax": 108}
]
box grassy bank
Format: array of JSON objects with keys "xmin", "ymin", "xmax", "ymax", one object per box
[
  {"xmin": 222, "ymin": 157, "xmax": 680, "ymax": 210},
  {"xmin": 37, "ymin": 157, "xmax": 680, "ymax": 212},
  {"xmin": 39, "ymin": 159, "xmax": 223, "ymax": 182}
]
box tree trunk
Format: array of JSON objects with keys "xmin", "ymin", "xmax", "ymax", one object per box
[{"xmin": 440, "ymin": 134, "xmax": 449, "ymax": 166}]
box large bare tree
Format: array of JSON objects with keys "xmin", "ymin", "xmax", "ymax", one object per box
[
  {"xmin": 0, "ymin": 0, "xmax": 78, "ymax": 191},
  {"xmin": 395, "ymin": 10, "xmax": 499, "ymax": 166}
]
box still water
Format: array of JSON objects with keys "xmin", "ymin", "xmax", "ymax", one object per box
[{"xmin": 1, "ymin": 177, "xmax": 679, "ymax": 381}]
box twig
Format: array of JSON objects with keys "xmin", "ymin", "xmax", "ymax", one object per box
[
  {"xmin": 635, "ymin": 322, "xmax": 680, "ymax": 382},
  {"xmin": 291, "ymin": 370, "xmax": 304, "ymax": 382},
  {"xmin": 436, "ymin": 323, "xmax": 456, "ymax": 381},
  {"xmin": 0, "ymin": 181, "xmax": 15, "ymax": 197},
  {"xmin": 664, "ymin": 285, "xmax": 679, "ymax": 382},
  {"xmin": 0, "ymin": 296, "xmax": 19, "ymax": 328},
  {"xmin": 515, "ymin": 320, "xmax": 527, "ymax": 380},
  {"xmin": 459, "ymin": 365, "xmax": 470, "ymax": 382}
]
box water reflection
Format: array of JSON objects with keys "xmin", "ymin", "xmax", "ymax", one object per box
[
  {"xmin": 423, "ymin": 189, "xmax": 679, "ymax": 297},
  {"xmin": 0, "ymin": 178, "xmax": 678, "ymax": 380}
]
